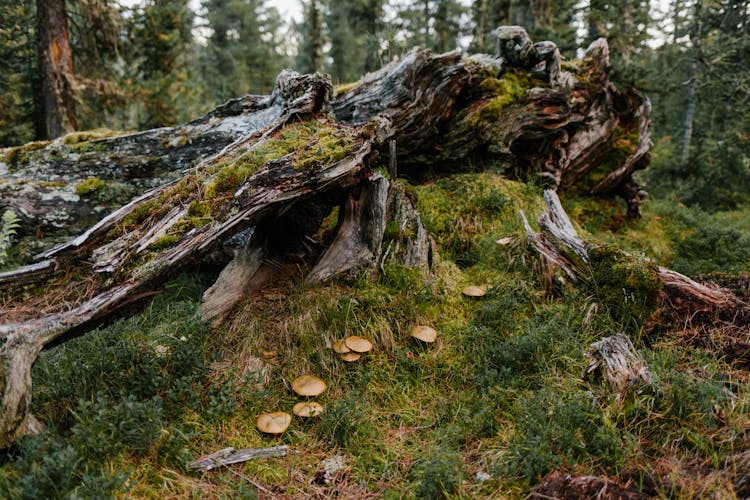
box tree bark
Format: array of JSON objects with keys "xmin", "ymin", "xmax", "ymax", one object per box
[
  {"xmin": 35, "ymin": 0, "xmax": 77, "ymax": 139},
  {"xmin": 680, "ymin": 0, "xmax": 700, "ymax": 167},
  {"xmin": 0, "ymin": 31, "xmax": 656, "ymax": 447}
]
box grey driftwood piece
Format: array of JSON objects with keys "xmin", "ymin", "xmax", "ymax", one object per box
[
  {"xmin": 188, "ymin": 445, "xmax": 289, "ymax": 472},
  {"xmin": 585, "ymin": 334, "xmax": 652, "ymax": 397}
]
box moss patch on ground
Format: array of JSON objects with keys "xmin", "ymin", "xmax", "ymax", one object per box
[{"xmin": 1, "ymin": 170, "xmax": 749, "ymax": 498}]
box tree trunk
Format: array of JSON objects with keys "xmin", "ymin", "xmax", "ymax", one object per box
[
  {"xmin": 35, "ymin": 0, "xmax": 77, "ymax": 140},
  {"xmin": 0, "ymin": 31, "xmax": 656, "ymax": 447},
  {"xmin": 680, "ymin": 0, "xmax": 700, "ymax": 167}
]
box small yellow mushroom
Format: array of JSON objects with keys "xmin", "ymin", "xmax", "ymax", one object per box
[
  {"xmin": 256, "ymin": 412, "xmax": 291, "ymax": 434},
  {"xmin": 293, "ymin": 401, "xmax": 324, "ymax": 417},
  {"xmin": 341, "ymin": 352, "xmax": 361, "ymax": 362},
  {"xmin": 332, "ymin": 339, "xmax": 351, "ymax": 354},
  {"xmin": 344, "ymin": 335, "xmax": 373, "ymax": 353},
  {"xmin": 462, "ymin": 285, "xmax": 487, "ymax": 297},
  {"xmin": 411, "ymin": 325, "xmax": 438, "ymax": 343},
  {"xmin": 291, "ymin": 374, "xmax": 327, "ymax": 396}
]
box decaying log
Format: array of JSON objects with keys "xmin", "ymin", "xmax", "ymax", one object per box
[
  {"xmin": 586, "ymin": 334, "xmax": 652, "ymax": 399},
  {"xmin": 0, "ymin": 94, "xmax": 284, "ymax": 251},
  {"xmin": 188, "ymin": 445, "xmax": 289, "ymax": 472},
  {"xmin": 0, "ymin": 28, "xmax": 658, "ymax": 447},
  {"xmin": 3, "ymin": 31, "xmax": 652, "ymax": 256}
]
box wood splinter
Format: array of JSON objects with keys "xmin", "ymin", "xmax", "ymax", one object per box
[
  {"xmin": 188, "ymin": 445, "xmax": 289, "ymax": 472},
  {"xmin": 585, "ymin": 334, "xmax": 652, "ymax": 398}
]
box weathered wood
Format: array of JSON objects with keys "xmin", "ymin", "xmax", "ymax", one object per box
[
  {"xmin": 523, "ymin": 190, "xmax": 750, "ymax": 336},
  {"xmin": 307, "ymin": 174, "xmax": 389, "ymax": 283},
  {"xmin": 1, "ymin": 94, "xmax": 283, "ymax": 251},
  {"xmin": 586, "ymin": 334, "xmax": 652, "ymax": 398},
  {"xmin": 188, "ymin": 445, "xmax": 289, "ymax": 472}
]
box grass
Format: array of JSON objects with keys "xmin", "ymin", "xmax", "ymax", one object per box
[{"xmin": 1, "ymin": 170, "xmax": 749, "ymax": 498}]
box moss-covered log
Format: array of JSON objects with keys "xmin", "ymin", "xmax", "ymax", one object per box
[
  {"xmin": 0, "ymin": 28, "xmax": 656, "ymax": 447},
  {"xmin": 3, "ymin": 31, "xmax": 650, "ymax": 257}
]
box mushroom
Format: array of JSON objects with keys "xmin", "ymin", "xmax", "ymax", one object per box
[
  {"xmin": 411, "ymin": 325, "xmax": 438, "ymax": 343},
  {"xmin": 332, "ymin": 339, "xmax": 351, "ymax": 354},
  {"xmin": 256, "ymin": 412, "xmax": 291, "ymax": 434},
  {"xmin": 293, "ymin": 401, "xmax": 324, "ymax": 417},
  {"xmin": 344, "ymin": 335, "xmax": 373, "ymax": 353},
  {"xmin": 341, "ymin": 352, "xmax": 361, "ymax": 362},
  {"xmin": 291, "ymin": 374, "xmax": 327, "ymax": 396},
  {"xmin": 462, "ymin": 285, "xmax": 487, "ymax": 297}
]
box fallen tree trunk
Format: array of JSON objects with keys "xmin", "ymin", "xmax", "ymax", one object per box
[
  {"xmin": 1, "ymin": 30, "xmax": 652, "ymax": 447},
  {"xmin": 3, "ymin": 30, "xmax": 649, "ymax": 254}
]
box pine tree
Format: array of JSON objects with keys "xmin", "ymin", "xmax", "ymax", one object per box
[
  {"xmin": 130, "ymin": 0, "xmax": 196, "ymax": 128},
  {"xmin": 0, "ymin": 1, "xmax": 36, "ymax": 146},
  {"xmin": 296, "ymin": 0, "xmax": 324, "ymax": 74},
  {"xmin": 199, "ymin": 0, "xmax": 289, "ymax": 104},
  {"xmin": 326, "ymin": 0, "xmax": 385, "ymax": 83},
  {"xmin": 584, "ymin": 0, "xmax": 652, "ymax": 83}
]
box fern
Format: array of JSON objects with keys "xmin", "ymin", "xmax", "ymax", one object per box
[{"xmin": 0, "ymin": 209, "xmax": 20, "ymax": 266}]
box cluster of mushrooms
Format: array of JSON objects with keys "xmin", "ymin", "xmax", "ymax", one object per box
[
  {"xmin": 255, "ymin": 284, "xmax": 487, "ymax": 435},
  {"xmin": 256, "ymin": 374, "xmax": 328, "ymax": 434}
]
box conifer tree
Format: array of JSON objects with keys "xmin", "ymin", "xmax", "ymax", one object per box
[
  {"xmin": 296, "ymin": 0, "xmax": 325, "ymax": 74},
  {"xmin": 0, "ymin": 1, "xmax": 36, "ymax": 146}
]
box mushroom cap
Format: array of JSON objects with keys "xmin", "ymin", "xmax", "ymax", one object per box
[
  {"xmin": 462, "ymin": 285, "xmax": 487, "ymax": 297},
  {"xmin": 344, "ymin": 335, "xmax": 373, "ymax": 353},
  {"xmin": 332, "ymin": 339, "xmax": 351, "ymax": 354},
  {"xmin": 341, "ymin": 352, "xmax": 361, "ymax": 362},
  {"xmin": 291, "ymin": 374, "xmax": 327, "ymax": 396},
  {"xmin": 411, "ymin": 325, "xmax": 438, "ymax": 343},
  {"xmin": 256, "ymin": 411, "xmax": 291, "ymax": 434},
  {"xmin": 293, "ymin": 401, "xmax": 324, "ymax": 417}
]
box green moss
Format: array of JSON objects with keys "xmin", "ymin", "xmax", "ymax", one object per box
[
  {"xmin": 75, "ymin": 178, "xmax": 107, "ymax": 197},
  {"xmin": 476, "ymin": 71, "xmax": 531, "ymax": 122},
  {"xmin": 588, "ymin": 243, "xmax": 662, "ymax": 327},
  {"xmin": 120, "ymin": 201, "xmax": 157, "ymax": 231},
  {"xmin": 149, "ymin": 234, "xmax": 180, "ymax": 251},
  {"xmin": 2, "ymin": 141, "xmax": 50, "ymax": 165},
  {"xmin": 294, "ymin": 126, "xmax": 355, "ymax": 171},
  {"xmin": 61, "ymin": 129, "xmax": 123, "ymax": 145},
  {"xmin": 204, "ymin": 121, "xmax": 357, "ymax": 199},
  {"xmin": 334, "ymin": 80, "xmax": 362, "ymax": 95}
]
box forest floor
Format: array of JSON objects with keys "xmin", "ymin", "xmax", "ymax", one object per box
[{"xmin": 1, "ymin": 166, "xmax": 749, "ymax": 498}]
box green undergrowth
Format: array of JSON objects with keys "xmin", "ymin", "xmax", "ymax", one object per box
[{"xmin": 1, "ymin": 171, "xmax": 749, "ymax": 498}]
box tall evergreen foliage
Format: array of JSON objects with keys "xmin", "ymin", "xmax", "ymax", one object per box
[
  {"xmin": 199, "ymin": 0, "xmax": 288, "ymax": 104},
  {"xmin": 0, "ymin": 2, "xmax": 36, "ymax": 146}
]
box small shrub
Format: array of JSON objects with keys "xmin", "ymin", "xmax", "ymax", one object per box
[
  {"xmin": 72, "ymin": 394, "xmax": 164, "ymax": 459},
  {"xmin": 317, "ymin": 389, "xmax": 370, "ymax": 449},
  {"xmin": 415, "ymin": 449, "xmax": 465, "ymax": 499},
  {"xmin": 501, "ymin": 389, "xmax": 623, "ymax": 482},
  {"xmin": 0, "ymin": 432, "xmax": 128, "ymax": 499}
]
